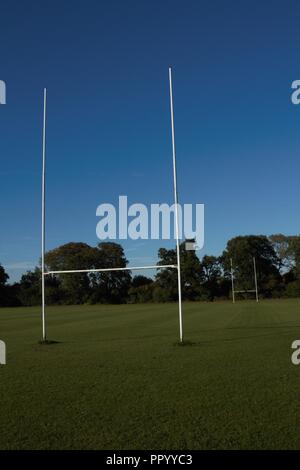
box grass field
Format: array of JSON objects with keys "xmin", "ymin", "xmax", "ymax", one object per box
[{"xmin": 1, "ymin": 299, "xmax": 300, "ymax": 450}]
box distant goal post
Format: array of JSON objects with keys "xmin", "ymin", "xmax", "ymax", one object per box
[{"xmin": 230, "ymin": 257, "xmax": 259, "ymax": 303}]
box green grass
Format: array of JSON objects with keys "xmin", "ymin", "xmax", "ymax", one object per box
[{"xmin": 1, "ymin": 299, "xmax": 300, "ymax": 449}]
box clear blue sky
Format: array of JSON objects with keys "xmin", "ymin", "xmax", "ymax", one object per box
[{"xmin": 1, "ymin": 0, "xmax": 300, "ymax": 283}]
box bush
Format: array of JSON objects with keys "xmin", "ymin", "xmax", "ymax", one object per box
[
  {"xmin": 285, "ymin": 281, "xmax": 300, "ymax": 298},
  {"xmin": 152, "ymin": 286, "xmax": 171, "ymax": 303},
  {"xmin": 128, "ymin": 284, "xmax": 154, "ymax": 303}
]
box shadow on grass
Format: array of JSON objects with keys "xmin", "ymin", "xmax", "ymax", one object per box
[
  {"xmin": 173, "ymin": 340, "xmax": 198, "ymax": 347},
  {"xmin": 38, "ymin": 340, "xmax": 61, "ymax": 345}
]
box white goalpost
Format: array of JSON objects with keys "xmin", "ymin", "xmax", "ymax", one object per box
[
  {"xmin": 40, "ymin": 68, "xmax": 184, "ymax": 343},
  {"xmin": 230, "ymin": 257, "xmax": 259, "ymax": 303}
]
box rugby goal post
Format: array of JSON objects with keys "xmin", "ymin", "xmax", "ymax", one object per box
[
  {"xmin": 230, "ymin": 257, "xmax": 259, "ymax": 303},
  {"xmin": 41, "ymin": 68, "xmax": 183, "ymax": 343}
]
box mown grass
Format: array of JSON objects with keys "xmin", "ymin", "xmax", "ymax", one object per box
[{"xmin": 0, "ymin": 299, "xmax": 300, "ymax": 449}]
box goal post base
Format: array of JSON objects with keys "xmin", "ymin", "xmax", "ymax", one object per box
[{"xmin": 38, "ymin": 339, "xmax": 60, "ymax": 346}]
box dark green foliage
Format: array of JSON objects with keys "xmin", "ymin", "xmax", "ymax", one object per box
[
  {"xmin": 155, "ymin": 241, "xmax": 202, "ymax": 301},
  {"xmin": 45, "ymin": 242, "xmax": 96, "ymax": 304},
  {"xmin": 129, "ymin": 276, "xmax": 154, "ymax": 303},
  {"xmin": 131, "ymin": 275, "xmax": 153, "ymax": 288},
  {"xmin": 3, "ymin": 233, "xmax": 300, "ymax": 307},
  {"xmin": 0, "ymin": 265, "xmax": 21, "ymax": 306},
  {"xmin": 0, "ymin": 264, "xmax": 9, "ymax": 286},
  {"xmin": 0, "ymin": 264, "xmax": 9, "ymax": 306},
  {"xmin": 222, "ymin": 235, "xmax": 282, "ymax": 298},
  {"xmin": 89, "ymin": 242, "xmax": 132, "ymax": 304},
  {"xmin": 200, "ymin": 255, "xmax": 223, "ymax": 300},
  {"xmin": 129, "ymin": 283, "xmax": 154, "ymax": 303},
  {"xmin": 18, "ymin": 268, "xmax": 41, "ymax": 306}
]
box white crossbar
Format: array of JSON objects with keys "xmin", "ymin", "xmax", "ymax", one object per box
[{"xmin": 44, "ymin": 264, "xmax": 177, "ymax": 275}]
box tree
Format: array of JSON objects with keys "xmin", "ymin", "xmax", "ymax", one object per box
[
  {"xmin": 18, "ymin": 268, "xmax": 41, "ymax": 306},
  {"xmin": 128, "ymin": 276, "xmax": 154, "ymax": 303},
  {"xmin": 0, "ymin": 264, "xmax": 9, "ymax": 286},
  {"xmin": 155, "ymin": 241, "xmax": 202, "ymax": 301},
  {"xmin": 268, "ymin": 235, "xmax": 300, "ymax": 297},
  {"xmin": 0, "ymin": 264, "xmax": 10, "ymax": 306},
  {"xmin": 200, "ymin": 255, "xmax": 223, "ymax": 300},
  {"xmin": 89, "ymin": 242, "xmax": 132, "ymax": 304},
  {"xmin": 4, "ymin": 283, "xmax": 22, "ymax": 307},
  {"xmin": 45, "ymin": 242, "xmax": 96, "ymax": 304},
  {"xmin": 18, "ymin": 266, "xmax": 65, "ymax": 306},
  {"xmin": 131, "ymin": 275, "xmax": 153, "ymax": 288},
  {"xmin": 288, "ymin": 236, "xmax": 300, "ymax": 273},
  {"xmin": 285, "ymin": 236, "xmax": 300, "ymax": 297},
  {"xmin": 155, "ymin": 247, "xmax": 178, "ymax": 301},
  {"xmin": 269, "ymin": 234, "xmax": 295, "ymax": 273},
  {"xmin": 20, "ymin": 242, "xmax": 132, "ymax": 305},
  {"xmin": 222, "ymin": 235, "xmax": 281, "ymax": 298}
]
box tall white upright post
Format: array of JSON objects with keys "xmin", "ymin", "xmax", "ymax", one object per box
[
  {"xmin": 41, "ymin": 88, "xmax": 47, "ymax": 341},
  {"xmin": 230, "ymin": 258, "xmax": 235, "ymax": 304},
  {"xmin": 169, "ymin": 67, "xmax": 183, "ymax": 343},
  {"xmin": 253, "ymin": 257, "xmax": 259, "ymax": 303}
]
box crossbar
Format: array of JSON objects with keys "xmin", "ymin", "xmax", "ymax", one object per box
[{"xmin": 44, "ymin": 264, "xmax": 178, "ymax": 276}]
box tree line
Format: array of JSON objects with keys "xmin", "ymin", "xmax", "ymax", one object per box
[{"xmin": 1, "ymin": 234, "xmax": 300, "ymax": 307}]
